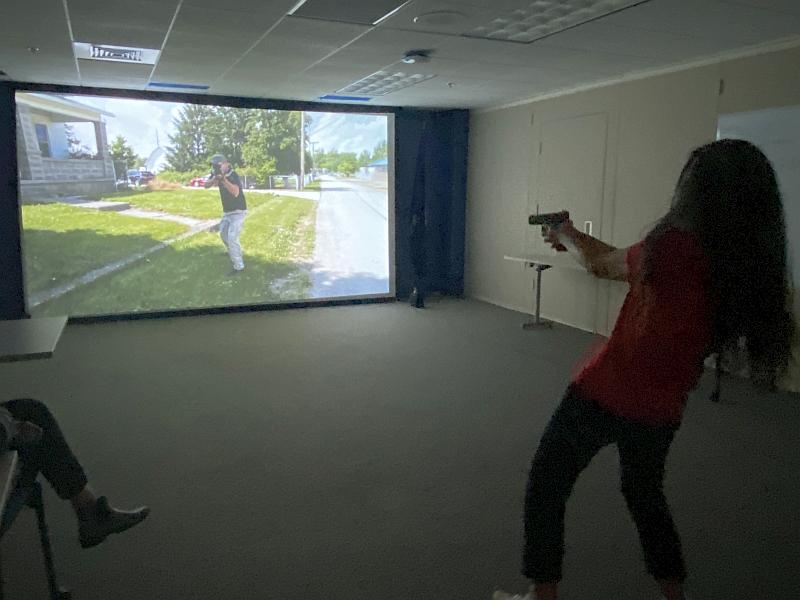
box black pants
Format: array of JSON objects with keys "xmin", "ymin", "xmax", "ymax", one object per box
[
  {"xmin": 2, "ymin": 399, "xmax": 88, "ymax": 500},
  {"xmin": 523, "ymin": 386, "xmax": 685, "ymax": 583}
]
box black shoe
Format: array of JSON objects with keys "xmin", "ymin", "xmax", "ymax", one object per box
[{"xmin": 78, "ymin": 497, "xmax": 150, "ymax": 549}]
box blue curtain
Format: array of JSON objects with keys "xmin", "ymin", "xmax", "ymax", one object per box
[
  {"xmin": 0, "ymin": 86, "xmax": 25, "ymax": 319},
  {"xmin": 394, "ymin": 109, "xmax": 469, "ymax": 300}
]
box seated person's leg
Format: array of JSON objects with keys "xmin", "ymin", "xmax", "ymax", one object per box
[{"xmin": 2, "ymin": 398, "xmax": 150, "ymax": 548}]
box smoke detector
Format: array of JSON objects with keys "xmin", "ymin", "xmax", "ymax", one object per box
[{"xmin": 402, "ymin": 49, "xmax": 432, "ymax": 64}]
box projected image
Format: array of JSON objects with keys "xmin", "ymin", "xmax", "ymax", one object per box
[{"xmin": 15, "ymin": 92, "xmax": 391, "ymax": 317}]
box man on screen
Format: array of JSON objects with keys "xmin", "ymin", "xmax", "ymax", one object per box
[{"xmin": 205, "ymin": 154, "xmax": 247, "ymax": 274}]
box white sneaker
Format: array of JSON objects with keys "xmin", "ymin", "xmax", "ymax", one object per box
[{"xmin": 492, "ymin": 591, "xmax": 531, "ymax": 600}]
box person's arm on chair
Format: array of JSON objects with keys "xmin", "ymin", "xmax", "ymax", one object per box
[
  {"xmin": 0, "ymin": 407, "xmax": 16, "ymax": 453},
  {"xmin": 0, "ymin": 407, "xmax": 42, "ymax": 452}
]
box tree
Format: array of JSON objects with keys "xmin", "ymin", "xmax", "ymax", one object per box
[
  {"xmin": 64, "ymin": 123, "xmax": 95, "ymax": 159},
  {"xmin": 370, "ymin": 139, "xmax": 388, "ymax": 161},
  {"xmin": 164, "ymin": 105, "xmax": 313, "ymax": 185},
  {"xmin": 315, "ymin": 149, "xmax": 334, "ymax": 172},
  {"xmin": 338, "ymin": 158, "xmax": 358, "ymax": 177},
  {"xmin": 108, "ymin": 134, "xmax": 140, "ymax": 169},
  {"xmin": 203, "ymin": 107, "xmax": 250, "ymax": 169},
  {"xmin": 242, "ymin": 110, "xmax": 306, "ymax": 183},
  {"xmin": 166, "ymin": 104, "xmax": 215, "ymax": 172}
]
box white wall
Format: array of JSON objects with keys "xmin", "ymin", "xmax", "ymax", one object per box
[
  {"xmin": 466, "ymin": 43, "xmax": 800, "ymax": 388},
  {"xmin": 466, "ymin": 63, "xmax": 721, "ymax": 334},
  {"xmin": 718, "ymin": 105, "xmax": 800, "ymax": 286}
]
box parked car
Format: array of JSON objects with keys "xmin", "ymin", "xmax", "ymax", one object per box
[
  {"xmin": 189, "ymin": 176, "xmax": 207, "ymax": 187},
  {"xmin": 127, "ymin": 169, "xmax": 155, "ymax": 186}
]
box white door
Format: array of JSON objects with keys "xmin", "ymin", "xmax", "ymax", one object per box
[{"xmin": 528, "ymin": 112, "xmax": 609, "ymax": 332}]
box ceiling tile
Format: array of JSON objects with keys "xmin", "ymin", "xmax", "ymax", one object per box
[
  {"xmin": 78, "ymin": 59, "xmax": 154, "ymax": 79},
  {"xmin": 292, "ymin": 0, "xmax": 408, "ymax": 25},
  {"xmin": 0, "ymin": 17, "xmax": 72, "ymax": 56},
  {"xmin": 169, "ymin": 5, "xmax": 283, "ymax": 38},
  {"xmin": 70, "ymin": 23, "xmax": 169, "ymax": 50},
  {"xmin": 434, "ymin": 34, "xmax": 662, "ymax": 74},
  {"xmin": 431, "ymin": 58, "xmax": 600, "ymax": 86},
  {"xmin": 157, "ymin": 31, "xmax": 255, "ymax": 66},
  {"xmin": 149, "ymin": 61, "xmax": 226, "ymax": 86},
  {"xmin": 318, "ymin": 27, "xmax": 450, "ymax": 69},
  {"xmin": 68, "ymin": 0, "xmax": 178, "ymax": 48},
  {"xmin": 379, "ymin": 0, "xmax": 500, "ymax": 35},
  {"xmin": 606, "ymin": 0, "xmax": 800, "ymax": 44},
  {"xmin": 67, "ymin": 0, "xmax": 179, "ymax": 9},
  {"xmin": 0, "ymin": 2, "xmax": 67, "ymax": 28},
  {"xmin": 384, "ymin": 75, "xmax": 542, "ymax": 108},
  {"xmin": 276, "ymin": 16, "xmax": 371, "ymax": 47},
  {"xmin": 718, "ymin": 0, "xmax": 800, "ymax": 15},
  {"xmin": 220, "ymin": 17, "xmax": 370, "ymax": 79},
  {"xmin": 536, "ymin": 19, "xmax": 756, "ymax": 62},
  {"xmin": 180, "ymin": 0, "xmax": 297, "ymax": 12},
  {"xmin": 2, "ymin": 52, "xmax": 79, "ymax": 85}
]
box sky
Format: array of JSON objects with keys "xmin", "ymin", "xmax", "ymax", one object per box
[
  {"xmin": 306, "ymin": 112, "xmax": 388, "ymax": 155},
  {"xmin": 62, "ymin": 94, "xmax": 388, "ymax": 164}
]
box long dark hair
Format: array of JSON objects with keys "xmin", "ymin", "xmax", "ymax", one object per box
[{"xmin": 644, "ymin": 138, "xmax": 794, "ymax": 389}]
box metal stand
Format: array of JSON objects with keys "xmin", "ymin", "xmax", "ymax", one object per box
[
  {"xmin": 31, "ymin": 484, "xmax": 71, "ymax": 600},
  {"xmin": 0, "ymin": 482, "xmax": 71, "ymax": 600},
  {"xmin": 522, "ymin": 264, "xmax": 553, "ymax": 329}
]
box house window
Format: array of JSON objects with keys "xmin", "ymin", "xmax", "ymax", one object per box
[{"xmin": 35, "ymin": 123, "xmax": 51, "ymax": 157}]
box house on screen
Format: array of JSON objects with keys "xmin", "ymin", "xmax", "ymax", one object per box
[
  {"xmin": 358, "ymin": 157, "xmax": 388, "ymax": 185},
  {"xmin": 15, "ymin": 92, "xmax": 116, "ymax": 201}
]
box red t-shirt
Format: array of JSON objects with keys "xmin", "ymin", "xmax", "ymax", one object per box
[{"xmin": 572, "ymin": 228, "xmax": 713, "ymax": 426}]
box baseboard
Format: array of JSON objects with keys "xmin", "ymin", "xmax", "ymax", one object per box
[{"xmin": 467, "ymin": 293, "xmax": 596, "ymax": 334}]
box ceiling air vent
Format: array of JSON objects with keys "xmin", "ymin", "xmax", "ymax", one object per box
[
  {"xmin": 337, "ymin": 71, "xmax": 436, "ymax": 97},
  {"xmin": 73, "ymin": 42, "xmax": 160, "ymax": 65},
  {"xmin": 463, "ymin": 0, "xmax": 653, "ymax": 44}
]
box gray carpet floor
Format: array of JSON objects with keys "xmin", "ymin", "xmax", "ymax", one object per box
[{"xmin": 1, "ymin": 298, "xmax": 798, "ymax": 599}]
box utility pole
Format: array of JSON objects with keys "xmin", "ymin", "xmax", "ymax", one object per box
[
  {"xmin": 299, "ymin": 111, "xmax": 305, "ymax": 190},
  {"xmin": 310, "ymin": 140, "xmax": 319, "ymax": 179}
]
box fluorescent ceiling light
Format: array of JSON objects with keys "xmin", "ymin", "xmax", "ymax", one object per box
[
  {"xmin": 149, "ymin": 82, "xmax": 210, "ymax": 90},
  {"xmin": 464, "ymin": 0, "xmax": 652, "ymax": 44},
  {"xmin": 337, "ymin": 71, "xmax": 436, "ymax": 96},
  {"xmin": 73, "ymin": 42, "xmax": 160, "ymax": 65},
  {"xmin": 318, "ymin": 94, "xmax": 372, "ymax": 102}
]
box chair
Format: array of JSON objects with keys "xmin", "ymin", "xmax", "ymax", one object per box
[{"xmin": 0, "ymin": 451, "xmax": 70, "ymax": 600}]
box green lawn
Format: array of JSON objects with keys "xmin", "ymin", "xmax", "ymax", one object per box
[
  {"xmin": 304, "ymin": 180, "xmax": 321, "ymax": 191},
  {"xmin": 32, "ymin": 195, "xmax": 317, "ymax": 316},
  {"xmin": 22, "ymin": 204, "xmax": 188, "ymax": 294},
  {"xmin": 89, "ymin": 188, "xmax": 274, "ymax": 220}
]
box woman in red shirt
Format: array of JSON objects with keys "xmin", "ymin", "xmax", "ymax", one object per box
[{"xmin": 495, "ymin": 139, "xmax": 794, "ymax": 600}]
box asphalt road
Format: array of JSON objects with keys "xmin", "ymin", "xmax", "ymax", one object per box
[{"xmin": 310, "ymin": 176, "xmax": 390, "ymax": 298}]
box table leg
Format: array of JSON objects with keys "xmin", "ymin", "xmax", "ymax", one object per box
[{"xmin": 523, "ymin": 264, "xmax": 553, "ymax": 330}]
